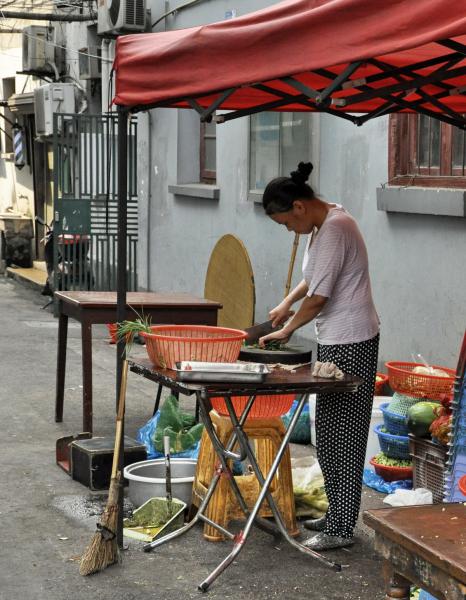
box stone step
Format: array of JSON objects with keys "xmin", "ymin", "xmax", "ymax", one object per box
[{"xmin": 6, "ymin": 266, "xmax": 47, "ymax": 290}]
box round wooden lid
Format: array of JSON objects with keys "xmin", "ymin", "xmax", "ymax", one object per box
[{"xmin": 204, "ymin": 234, "xmax": 255, "ymax": 330}]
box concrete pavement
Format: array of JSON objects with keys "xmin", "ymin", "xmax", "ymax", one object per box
[{"xmin": 0, "ymin": 277, "xmax": 386, "ymax": 600}]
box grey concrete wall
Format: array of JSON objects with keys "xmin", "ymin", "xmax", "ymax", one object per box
[
  {"xmin": 319, "ymin": 115, "xmax": 466, "ymax": 367},
  {"xmin": 137, "ymin": 0, "xmax": 466, "ymax": 368}
]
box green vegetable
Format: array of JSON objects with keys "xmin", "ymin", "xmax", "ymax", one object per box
[
  {"xmin": 117, "ymin": 308, "xmax": 153, "ymax": 355},
  {"xmin": 153, "ymin": 395, "xmax": 203, "ymax": 453},
  {"xmin": 245, "ymin": 340, "xmax": 290, "ymax": 351},
  {"xmin": 406, "ymin": 401, "xmax": 439, "ymax": 438},
  {"xmin": 373, "ymin": 452, "xmax": 412, "ymax": 468}
]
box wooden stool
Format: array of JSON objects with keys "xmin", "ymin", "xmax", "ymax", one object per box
[{"xmin": 192, "ymin": 410, "xmax": 298, "ymax": 541}]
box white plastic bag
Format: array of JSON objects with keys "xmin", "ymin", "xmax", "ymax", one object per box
[
  {"xmin": 291, "ymin": 456, "xmax": 328, "ymax": 516},
  {"xmin": 383, "ymin": 488, "xmax": 433, "ymax": 507}
]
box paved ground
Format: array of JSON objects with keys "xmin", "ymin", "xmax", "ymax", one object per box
[{"xmin": 0, "ymin": 277, "xmax": 387, "ymax": 600}]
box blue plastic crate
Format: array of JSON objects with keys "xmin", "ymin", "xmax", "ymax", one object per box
[
  {"xmin": 380, "ymin": 403, "xmax": 409, "ymax": 436},
  {"xmin": 374, "ymin": 424, "xmax": 410, "ymax": 460}
]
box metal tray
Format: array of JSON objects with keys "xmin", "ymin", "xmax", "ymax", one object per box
[{"xmin": 175, "ymin": 361, "xmax": 270, "ymax": 383}]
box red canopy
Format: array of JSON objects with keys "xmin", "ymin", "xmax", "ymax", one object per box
[{"xmin": 114, "ymin": 0, "xmax": 466, "ymax": 127}]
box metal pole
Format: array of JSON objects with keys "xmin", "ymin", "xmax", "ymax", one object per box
[{"xmin": 116, "ymin": 106, "xmax": 128, "ymax": 547}]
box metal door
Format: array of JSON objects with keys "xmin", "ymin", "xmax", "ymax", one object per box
[{"xmin": 52, "ymin": 112, "xmax": 138, "ymax": 291}]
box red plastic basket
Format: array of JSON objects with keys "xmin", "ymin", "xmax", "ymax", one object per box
[
  {"xmin": 374, "ymin": 373, "xmax": 389, "ymax": 395},
  {"xmin": 106, "ymin": 323, "xmax": 118, "ymax": 344},
  {"xmin": 369, "ymin": 457, "xmax": 413, "ymax": 482},
  {"xmin": 140, "ymin": 325, "xmax": 247, "ymax": 369},
  {"xmin": 211, "ymin": 394, "xmax": 295, "ymax": 419},
  {"xmin": 385, "ymin": 361, "xmax": 455, "ymax": 400},
  {"xmin": 459, "ymin": 475, "xmax": 466, "ymax": 497}
]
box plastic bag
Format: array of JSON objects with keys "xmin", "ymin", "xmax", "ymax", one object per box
[
  {"xmin": 363, "ymin": 468, "xmax": 413, "ymax": 494},
  {"xmin": 292, "ymin": 456, "xmax": 328, "ymax": 516},
  {"xmin": 282, "ymin": 399, "xmax": 311, "ymax": 444},
  {"xmin": 383, "ymin": 488, "xmax": 433, "ymax": 507},
  {"xmin": 137, "ymin": 396, "xmax": 202, "ymax": 460}
]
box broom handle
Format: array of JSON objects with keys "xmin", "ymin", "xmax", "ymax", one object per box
[
  {"xmin": 111, "ymin": 359, "xmax": 129, "ymax": 480},
  {"xmin": 284, "ymin": 233, "xmax": 300, "ymax": 299}
]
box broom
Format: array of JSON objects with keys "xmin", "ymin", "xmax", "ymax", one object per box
[
  {"xmin": 284, "ymin": 232, "xmax": 300, "ymax": 298},
  {"xmin": 79, "ymin": 359, "xmax": 129, "ymax": 576}
]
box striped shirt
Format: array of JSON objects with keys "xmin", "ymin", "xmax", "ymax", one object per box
[{"xmin": 302, "ymin": 205, "xmax": 379, "ymax": 345}]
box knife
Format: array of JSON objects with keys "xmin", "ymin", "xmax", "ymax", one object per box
[{"xmin": 244, "ymin": 320, "xmax": 277, "ymax": 344}]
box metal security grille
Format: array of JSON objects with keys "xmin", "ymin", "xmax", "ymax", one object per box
[{"xmin": 53, "ymin": 112, "xmax": 138, "ymax": 292}]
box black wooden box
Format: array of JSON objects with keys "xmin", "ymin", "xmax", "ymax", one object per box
[{"xmin": 70, "ymin": 436, "xmax": 147, "ymax": 491}]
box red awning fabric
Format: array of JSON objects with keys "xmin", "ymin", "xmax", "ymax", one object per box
[{"xmin": 114, "ymin": 0, "xmax": 466, "ymax": 125}]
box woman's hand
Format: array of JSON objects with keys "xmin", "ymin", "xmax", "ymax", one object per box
[
  {"xmin": 259, "ymin": 327, "xmax": 292, "ymax": 347},
  {"xmin": 269, "ymin": 301, "xmax": 294, "ymax": 328}
]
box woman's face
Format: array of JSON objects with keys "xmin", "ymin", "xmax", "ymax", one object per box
[{"xmin": 269, "ymin": 200, "xmax": 316, "ymax": 234}]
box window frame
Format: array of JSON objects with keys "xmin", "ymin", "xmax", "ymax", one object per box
[
  {"xmin": 199, "ymin": 120, "xmax": 216, "ymax": 184},
  {"xmin": 388, "ymin": 113, "xmax": 466, "ymax": 189}
]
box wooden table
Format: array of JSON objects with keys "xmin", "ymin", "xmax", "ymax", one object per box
[
  {"xmin": 129, "ymin": 358, "xmax": 363, "ymax": 591},
  {"xmin": 55, "ymin": 291, "xmax": 221, "ymax": 433},
  {"xmin": 364, "ymin": 504, "xmax": 466, "ymax": 600}
]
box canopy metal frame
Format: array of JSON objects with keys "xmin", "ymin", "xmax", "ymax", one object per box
[{"xmin": 125, "ymin": 38, "xmax": 466, "ymax": 131}]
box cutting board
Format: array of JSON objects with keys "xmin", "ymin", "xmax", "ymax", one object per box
[{"xmin": 204, "ymin": 234, "xmax": 255, "ymax": 330}]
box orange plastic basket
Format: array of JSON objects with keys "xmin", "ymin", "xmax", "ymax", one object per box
[
  {"xmin": 385, "ymin": 361, "xmax": 455, "ymax": 400},
  {"xmin": 211, "ymin": 394, "xmax": 295, "ymax": 419},
  {"xmin": 459, "ymin": 475, "xmax": 466, "ymax": 497},
  {"xmin": 140, "ymin": 325, "xmax": 247, "ymax": 370},
  {"xmin": 374, "ymin": 373, "xmax": 389, "ymax": 395}
]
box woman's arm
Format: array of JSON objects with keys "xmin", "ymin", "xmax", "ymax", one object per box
[
  {"xmin": 269, "ymin": 279, "xmax": 309, "ymax": 327},
  {"xmin": 260, "ymin": 293, "xmax": 327, "ymax": 345}
]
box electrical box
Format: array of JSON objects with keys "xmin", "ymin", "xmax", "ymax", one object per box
[
  {"xmin": 34, "ymin": 83, "xmax": 75, "ymax": 137},
  {"xmin": 22, "ymin": 25, "xmax": 55, "ymax": 73},
  {"xmin": 78, "ymin": 47, "xmax": 102, "ymax": 80},
  {"xmin": 98, "ymin": 0, "xmax": 147, "ymax": 35}
]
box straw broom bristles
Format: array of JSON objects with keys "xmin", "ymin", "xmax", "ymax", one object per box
[
  {"xmin": 79, "ymin": 360, "xmax": 128, "ymax": 576},
  {"xmin": 79, "ymin": 474, "xmax": 121, "ymax": 576}
]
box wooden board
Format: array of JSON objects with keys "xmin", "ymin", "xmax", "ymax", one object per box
[{"xmin": 204, "ymin": 234, "xmax": 255, "ymax": 330}]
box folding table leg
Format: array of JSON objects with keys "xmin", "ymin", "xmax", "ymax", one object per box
[
  {"xmin": 198, "ymin": 394, "xmax": 341, "ymax": 593},
  {"xmin": 144, "ymin": 391, "xmax": 261, "ymax": 552}
]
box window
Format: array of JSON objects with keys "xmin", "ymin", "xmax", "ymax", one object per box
[
  {"xmin": 249, "ymin": 112, "xmax": 313, "ymax": 192},
  {"xmin": 389, "ymin": 114, "xmax": 466, "ymax": 188},
  {"xmin": 200, "ymin": 120, "xmax": 216, "ymax": 184},
  {"xmin": 1, "ymin": 77, "xmax": 15, "ymax": 155}
]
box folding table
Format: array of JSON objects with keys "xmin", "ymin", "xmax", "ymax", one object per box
[
  {"xmin": 54, "ymin": 291, "xmax": 221, "ymax": 433},
  {"xmin": 128, "ymin": 358, "xmax": 363, "ymax": 592}
]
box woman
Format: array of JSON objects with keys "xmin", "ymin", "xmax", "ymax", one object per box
[{"xmin": 260, "ymin": 162, "xmax": 379, "ymax": 551}]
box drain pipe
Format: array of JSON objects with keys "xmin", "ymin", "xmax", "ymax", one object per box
[
  {"xmin": 146, "ymin": 110, "xmax": 153, "ymax": 290},
  {"xmin": 101, "ymin": 38, "xmax": 112, "ymax": 112}
]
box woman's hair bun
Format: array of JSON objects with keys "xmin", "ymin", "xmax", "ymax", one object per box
[{"xmin": 290, "ymin": 162, "xmax": 313, "ymax": 186}]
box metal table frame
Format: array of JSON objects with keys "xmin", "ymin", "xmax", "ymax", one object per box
[{"xmin": 128, "ymin": 359, "xmax": 363, "ymax": 592}]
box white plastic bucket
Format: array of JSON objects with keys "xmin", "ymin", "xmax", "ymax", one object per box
[
  {"xmin": 124, "ymin": 458, "xmax": 197, "ymax": 508},
  {"xmin": 308, "ymin": 394, "xmax": 392, "ymax": 467}
]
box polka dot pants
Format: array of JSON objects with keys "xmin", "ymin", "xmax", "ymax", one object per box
[{"xmin": 315, "ymin": 334, "xmax": 379, "ymax": 539}]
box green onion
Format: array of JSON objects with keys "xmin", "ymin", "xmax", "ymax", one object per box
[{"xmin": 116, "ymin": 307, "xmax": 153, "ymax": 356}]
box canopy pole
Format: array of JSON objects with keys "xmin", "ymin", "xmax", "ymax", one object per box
[{"xmin": 116, "ymin": 105, "xmax": 129, "ymax": 547}]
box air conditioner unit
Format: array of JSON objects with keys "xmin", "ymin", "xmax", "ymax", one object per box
[
  {"xmin": 34, "ymin": 83, "xmax": 75, "ymax": 137},
  {"xmin": 22, "ymin": 25, "xmax": 55, "ymax": 73},
  {"xmin": 98, "ymin": 0, "xmax": 147, "ymax": 35},
  {"xmin": 79, "ymin": 47, "xmax": 102, "ymax": 80}
]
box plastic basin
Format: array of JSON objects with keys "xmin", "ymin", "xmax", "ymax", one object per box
[{"xmin": 124, "ymin": 458, "xmax": 197, "ymax": 508}]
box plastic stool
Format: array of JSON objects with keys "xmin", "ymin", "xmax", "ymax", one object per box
[{"xmin": 192, "ymin": 410, "xmax": 298, "ymax": 541}]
